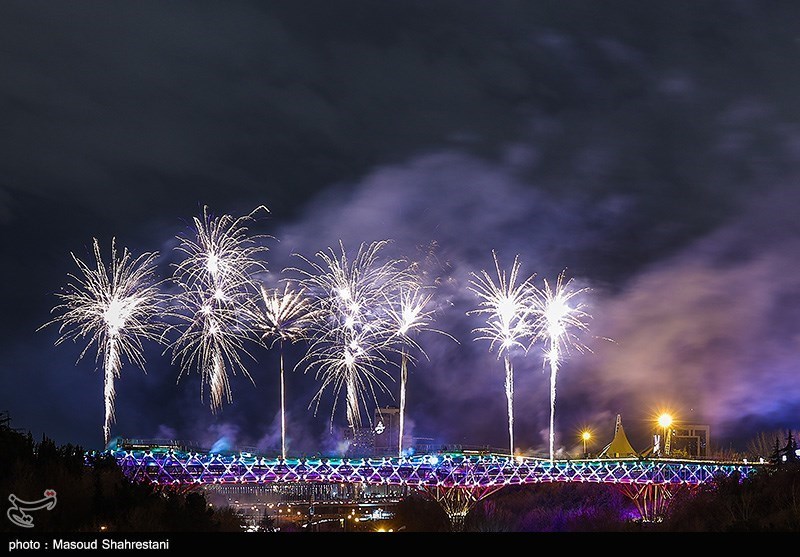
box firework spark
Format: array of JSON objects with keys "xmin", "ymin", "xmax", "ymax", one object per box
[
  {"xmin": 469, "ymin": 251, "xmax": 536, "ymax": 457},
  {"xmin": 386, "ymin": 276, "xmax": 457, "ymax": 457},
  {"xmin": 41, "ymin": 238, "xmax": 166, "ymax": 447},
  {"xmin": 530, "ymin": 270, "xmax": 591, "ymax": 462},
  {"xmin": 303, "ymin": 327, "xmax": 395, "ymax": 433},
  {"xmin": 169, "ymin": 205, "xmax": 269, "ymax": 413},
  {"xmin": 255, "ymin": 281, "xmax": 315, "ymax": 459},
  {"xmin": 290, "ymin": 240, "xmax": 409, "ymax": 433}
]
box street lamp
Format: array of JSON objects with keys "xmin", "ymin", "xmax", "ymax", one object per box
[
  {"xmin": 657, "ymin": 413, "xmax": 673, "ymax": 457},
  {"xmin": 581, "ymin": 431, "xmax": 591, "ymax": 458}
]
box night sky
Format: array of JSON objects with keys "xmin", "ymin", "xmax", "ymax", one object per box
[{"xmin": 2, "ymin": 1, "xmax": 799, "ymax": 457}]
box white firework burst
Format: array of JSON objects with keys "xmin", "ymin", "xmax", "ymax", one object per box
[
  {"xmin": 41, "ymin": 237, "xmax": 166, "ymax": 447},
  {"xmin": 469, "ymin": 250, "xmax": 537, "ymax": 458},
  {"xmin": 169, "ymin": 205, "xmax": 269, "ymax": 413}
]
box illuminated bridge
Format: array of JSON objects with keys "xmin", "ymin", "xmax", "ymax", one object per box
[{"xmin": 103, "ymin": 443, "xmax": 764, "ymax": 529}]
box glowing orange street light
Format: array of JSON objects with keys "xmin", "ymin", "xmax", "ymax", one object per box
[
  {"xmin": 657, "ymin": 413, "xmax": 673, "ymax": 456},
  {"xmin": 581, "ymin": 430, "xmax": 591, "ymax": 457}
]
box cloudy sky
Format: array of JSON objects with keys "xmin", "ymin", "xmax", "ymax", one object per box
[{"xmin": 2, "ymin": 1, "xmax": 799, "ymax": 457}]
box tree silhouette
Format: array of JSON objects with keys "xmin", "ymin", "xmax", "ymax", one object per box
[{"xmin": 1, "ymin": 414, "xmax": 244, "ymax": 532}]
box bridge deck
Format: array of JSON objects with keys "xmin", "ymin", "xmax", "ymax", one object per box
[{"xmin": 100, "ymin": 448, "xmax": 763, "ymax": 488}]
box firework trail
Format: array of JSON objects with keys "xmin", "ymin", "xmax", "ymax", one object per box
[
  {"xmin": 41, "ymin": 238, "xmax": 166, "ymax": 447},
  {"xmin": 289, "ymin": 240, "xmax": 410, "ymax": 433},
  {"xmin": 169, "ymin": 205, "xmax": 269, "ymax": 413},
  {"xmin": 469, "ymin": 251, "xmax": 536, "ymax": 458},
  {"xmin": 255, "ymin": 281, "xmax": 316, "ymax": 459},
  {"xmin": 386, "ymin": 272, "xmax": 457, "ymax": 457},
  {"xmin": 530, "ymin": 270, "xmax": 591, "ymax": 462}
]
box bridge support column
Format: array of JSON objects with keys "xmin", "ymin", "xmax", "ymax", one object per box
[
  {"xmin": 419, "ymin": 485, "xmax": 504, "ymax": 532},
  {"xmin": 617, "ymin": 483, "xmax": 686, "ymax": 523}
]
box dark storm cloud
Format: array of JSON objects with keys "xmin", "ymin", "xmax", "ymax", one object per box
[
  {"xmin": 1, "ymin": 1, "xmax": 309, "ymax": 218},
  {"xmin": 2, "ymin": 1, "xmax": 800, "ymax": 453},
  {"xmin": 0, "ymin": 0, "xmax": 542, "ymax": 221},
  {"xmin": 4, "ymin": 1, "xmax": 796, "ymax": 224}
]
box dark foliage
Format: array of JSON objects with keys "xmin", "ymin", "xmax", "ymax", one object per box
[
  {"xmin": 392, "ymin": 455, "xmax": 800, "ymax": 532},
  {"xmin": 391, "ymin": 492, "xmax": 451, "ymax": 532},
  {"xmin": 0, "ymin": 418, "xmax": 244, "ymax": 533},
  {"xmin": 658, "ymin": 462, "xmax": 800, "ymax": 532},
  {"xmin": 464, "ymin": 483, "xmax": 640, "ymax": 532}
]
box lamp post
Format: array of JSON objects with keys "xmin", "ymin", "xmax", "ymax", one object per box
[
  {"xmin": 581, "ymin": 431, "xmax": 591, "ymax": 458},
  {"xmin": 657, "ymin": 413, "xmax": 673, "ymax": 457}
]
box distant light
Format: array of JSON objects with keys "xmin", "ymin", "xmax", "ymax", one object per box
[{"xmin": 657, "ymin": 413, "xmax": 673, "ymax": 428}]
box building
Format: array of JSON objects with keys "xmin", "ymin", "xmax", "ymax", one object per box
[
  {"xmin": 345, "ymin": 406, "xmax": 402, "ymax": 458},
  {"xmin": 372, "ymin": 406, "xmax": 400, "ymax": 456},
  {"xmin": 345, "ymin": 426, "xmax": 375, "ymax": 458},
  {"xmin": 669, "ymin": 424, "xmax": 710, "ymax": 458}
]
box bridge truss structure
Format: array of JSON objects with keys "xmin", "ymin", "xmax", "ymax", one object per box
[{"xmin": 102, "ymin": 445, "xmax": 763, "ymax": 529}]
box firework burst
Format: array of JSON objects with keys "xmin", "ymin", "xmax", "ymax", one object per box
[
  {"xmin": 169, "ymin": 205, "xmax": 269, "ymax": 413},
  {"xmin": 290, "ymin": 240, "xmax": 410, "ymax": 433},
  {"xmin": 469, "ymin": 251, "xmax": 536, "ymax": 457},
  {"xmin": 41, "ymin": 238, "xmax": 166, "ymax": 447},
  {"xmin": 304, "ymin": 326, "xmax": 394, "ymax": 433},
  {"xmin": 386, "ymin": 274, "xmax": 457, "ymax": 457},
  {"xmin": 530, "ymin": 270, "xmax": 591, "ymax": 462},
  {"xmin": 255, "ymin": 281, "xmax": 316, "ymax": 459}
]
